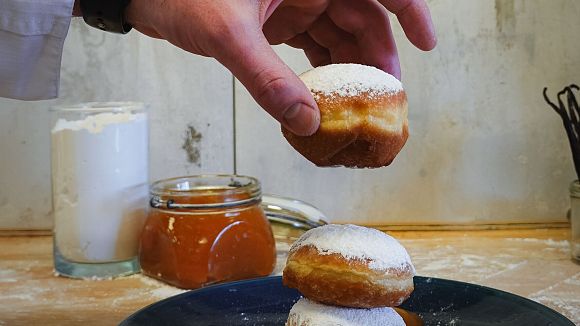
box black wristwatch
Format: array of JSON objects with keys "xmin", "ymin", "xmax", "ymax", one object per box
[{"xmin": 80, "ymin": 0, "xmax": 133, "ymax": 34}]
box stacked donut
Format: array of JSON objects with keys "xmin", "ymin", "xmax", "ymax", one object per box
[{"xmin": 283, "ymin": 224, "xmax": 415, "ymax": 326}]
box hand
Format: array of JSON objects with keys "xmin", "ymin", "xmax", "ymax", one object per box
[{"xmin": 80, "ymin": 0, "xmax": 436, "ymax": 136}]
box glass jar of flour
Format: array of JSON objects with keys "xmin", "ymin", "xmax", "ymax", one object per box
[{"xmin": 51, "ymin": 102, "xmax": 149, "ymax": 278}]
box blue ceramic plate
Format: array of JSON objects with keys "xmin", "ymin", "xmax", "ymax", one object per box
[{"xmin": 120, "ymin": 276, "xmax": 573, "ymax": 326}]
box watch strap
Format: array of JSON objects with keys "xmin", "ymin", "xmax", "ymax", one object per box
[{"xmin": 80, "ymin": 0, "xmax": 133, "ymax": 34}]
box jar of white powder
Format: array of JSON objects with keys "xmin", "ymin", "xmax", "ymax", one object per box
[{"xmin": 51, "ymin": 102, "xmax": 149, "ymax": 278}]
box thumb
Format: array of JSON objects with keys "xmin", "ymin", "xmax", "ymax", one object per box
[{"xmin": 214, "ymin": 30, "xmax": 320, "ymax": 136}]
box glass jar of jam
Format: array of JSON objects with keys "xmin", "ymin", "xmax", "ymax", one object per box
[{"xmin": 139, "ymin": 175, "xmax": 276, "ymax": 289}]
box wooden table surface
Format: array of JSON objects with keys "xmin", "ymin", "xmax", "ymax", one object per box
[{"xmin": 1, "ymin": 228, "xmax": 578, "ymax": 325}]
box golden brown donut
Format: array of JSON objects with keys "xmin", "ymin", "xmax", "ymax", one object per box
[
  {"xmin": 283, "ymin": 224, "xmax": 415, "ymax": 308},
  {"xmin": 282, "ymin": 64, "xmax": 408, "ymax": 168}
]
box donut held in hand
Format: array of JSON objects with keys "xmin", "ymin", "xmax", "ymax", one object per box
[
  {"xmin": 283, "ymin": 224, "xmax": 415, "ymax": 308},
  {"xmin": 282, "ymin": 64, "xmax": 408, "ymax": 168}
]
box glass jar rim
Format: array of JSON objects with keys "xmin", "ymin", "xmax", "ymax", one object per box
[
  {"xmin": 150, "ymin": 174, "xmax": 262, "ymax": 210},
  {"xmin": 50, "ymin": 102, "xmax": 146, "ymax": 113}
]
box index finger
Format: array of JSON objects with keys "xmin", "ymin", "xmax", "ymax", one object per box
[{"xmin": 378, "ymin": 0, "xmax": 436, "ymax": 51}]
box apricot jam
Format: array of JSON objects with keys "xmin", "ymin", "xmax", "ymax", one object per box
[
  {"xmin": 139, "ymin": 175, "xmax": 276, "ymax": 289},
  {"xmin": 394, "ymin": 308, "xmax": 424, "ymax": 326}
]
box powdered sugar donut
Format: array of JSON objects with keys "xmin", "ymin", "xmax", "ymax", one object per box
[
  {"xmin": 283, "ymin": 224, "xmax": 415, "ymax": 308},
  {"xmin": 286, "ymin": 298, "xmax": 405, "ymax": 326},
  {"xmin": 282, "ymin": 64, "xmax": 408, "ymax": 168}
]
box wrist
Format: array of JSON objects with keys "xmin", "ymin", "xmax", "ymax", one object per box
[
  {"xmin": 72, "ymin": 0, "xmax": 82, "ymax": 16},
  {"xmin": 124, "ymin": 0, "xmax": 139, "ymax": 27},
  {"xmin": 125, "ymin": 0, "xmax": 153, "ymax": 30},
  {"xmin": 79, "ymin": 0, "xmax": 133, "ymax": 34}
]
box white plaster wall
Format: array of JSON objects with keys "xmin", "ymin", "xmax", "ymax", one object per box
[
  {"xmin": 2, "ymin": 1, "xmax": 579, "ymax": 229},
  {"xmin": 0, "ymin": 19, "xmax": 234, "ymax": 230},
  {"xmin": 235, "ymin": 0, "xmax": 580, "ymax": 225}
]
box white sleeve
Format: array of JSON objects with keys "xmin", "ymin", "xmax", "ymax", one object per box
[{"xmin": 0, "ymin": 0, "xmax": 74, "ymax": 101}]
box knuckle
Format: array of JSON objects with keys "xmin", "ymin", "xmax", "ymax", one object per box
[
  {"xmin": 206, "ymin": 19, "xmax": 257, "ymax": 57},
  {"xmin": 253, "ymin": 70, "xmax": 289, "ymax": 114}
]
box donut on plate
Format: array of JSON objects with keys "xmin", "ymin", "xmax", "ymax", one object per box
[
  {"xmin": 283, "ymin": 224, "xmax": 415, "ymax": 308},
  {"xmin": 286, "ymin": 298, "xmax": 405, "ymax": 326}
]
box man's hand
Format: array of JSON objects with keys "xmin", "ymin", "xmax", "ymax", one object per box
[{"xmin": 84, "ymin": 0, "xmax": 436, "ymax": 136}]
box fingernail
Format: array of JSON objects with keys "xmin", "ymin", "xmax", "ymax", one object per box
[{"xmin": 284, "ymin": 103, "xmax": 319, "ymax": 136}]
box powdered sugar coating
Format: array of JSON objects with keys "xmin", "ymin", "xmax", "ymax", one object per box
[
  {"xmin": 299, "ymin": 64, "xmax": 403, "ymax": 99},
  {"xmin": 289, "ymin": 224, "xmax": 414, "ymax": 273},
  {"xmin": 286, "ymin": 298, "xmax": 405, "ymax": 326}
]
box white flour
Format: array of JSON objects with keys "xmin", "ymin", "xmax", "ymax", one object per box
[{"xmin": 51, "ymin": 111, "xmax": 148, "ymax": 263}]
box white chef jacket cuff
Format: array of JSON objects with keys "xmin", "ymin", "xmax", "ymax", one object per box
[{"xmin": 0, "ymin": 0, "xmax": 74, "ymax": 101}]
